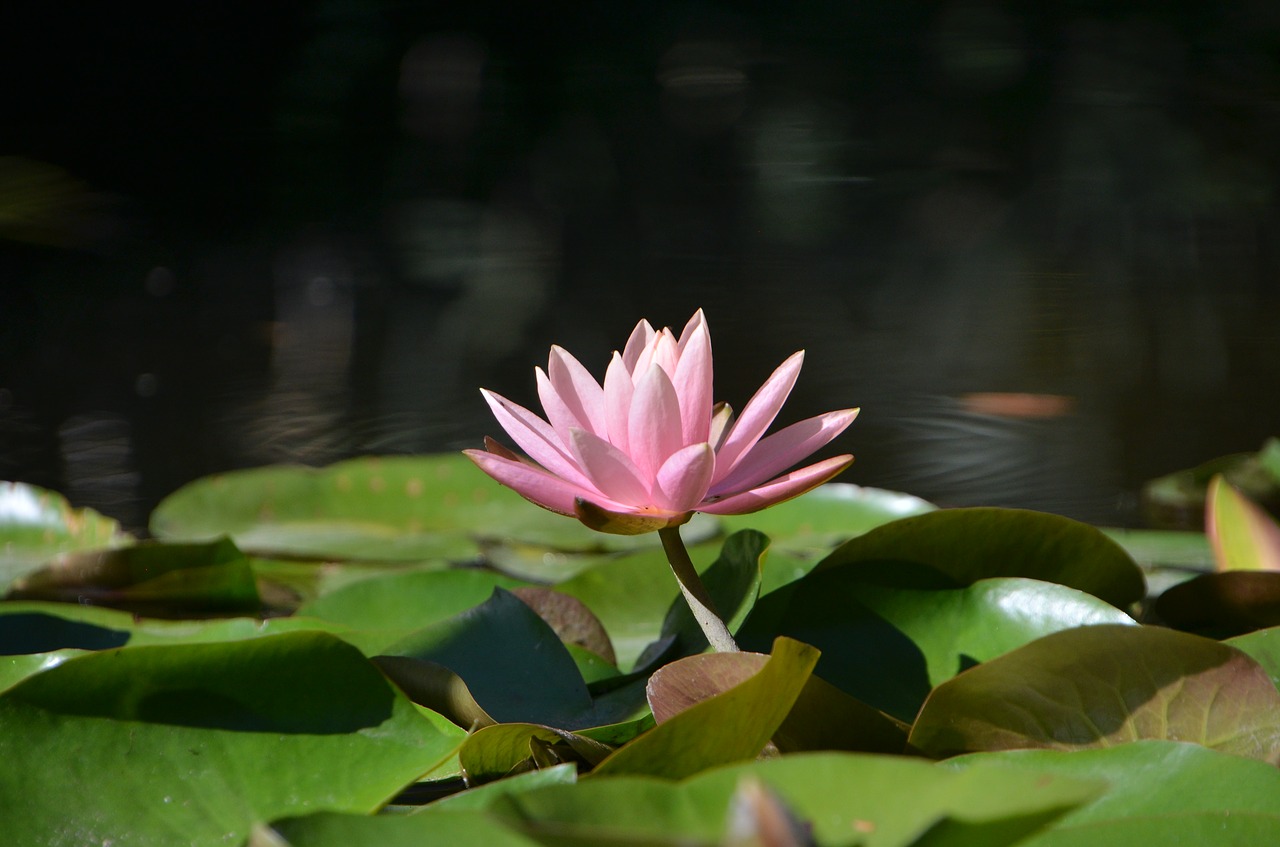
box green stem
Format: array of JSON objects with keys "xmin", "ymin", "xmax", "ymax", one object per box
[{"xmin": 659, "ymin": 525, "xmax": 740, "ymax": 653}]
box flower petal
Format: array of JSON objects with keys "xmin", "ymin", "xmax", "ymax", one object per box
[
  {"xmin": 574, "ymin": 498, "xmax": 688, "ymax": 535},
  {"xmin": 603, "ymin": 352, "xmax": 634, "ymax": 454},
  {"xmin": 622, "ymin": 319, "xmax": 656, "ymax": 372},
  {"xmin": 548, "ymin": 345, "xmax": 607, "ymax": 437},
  {"xmin": 698, "ymin": 454, "xmax": 854, "ymax": 515},
  {"xmin": 628, "ymin": 364, "xmax": 686, "ymax": 481},
  {"xmin": 709, "ymin": 402, "xmax": 733, "ymax": 450},
  {"xmin": 480, "ymin": 389, "xmax": 593, "ymax": 487},
  {"xmin": 672, "ymin": 312, "xmax": 713, "ymax": 444},
  {"xmin": 711, "ymin": 350, "xmax": 805, "ymax": 486},
  {"xmin": 654, "ymin": 442, "xmax": 716, "ymax": 512},
  {"xmin": 711, "ymin": 408, "xmax": 859, "ymax": 497},
  {"xmin": 465, "ymin": 448, "xmax": 614, "ymax": 517},
  {"xmin": 568, "ymin": 427, "xmax": 652, "ymax": 507},
  {"xmin": 537, "ymin": 366, "xmax": 578, "ymax": 446}
]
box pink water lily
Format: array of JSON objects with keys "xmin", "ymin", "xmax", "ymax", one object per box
[{"xmin": 465, "ymin": 310, "xmax": 858, "ymax": 535}]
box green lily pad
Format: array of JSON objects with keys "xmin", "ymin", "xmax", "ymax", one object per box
[
  {"xmin": 267, "ymin": 810, "xmax": 541, "ymax": 847},
  {"xmin": 381, "ymin": 588, "xmax": 593, "ymax": 728},
  {"xmin": 718, "ymin": 483, "xmax": 936, "ymax": 559},
  {"xmin": 0, "ymin": 481, "xmax": 131, "ymax": 591},
  {"xmin": 590, "ymin": 636, "xmax": 818, "ymax": 779},
  {"xmin": 910, "ymin": 624, "xmax": 1280, "ymax": 763},
  {"xmin": 7, "ymin": 537, "xmax": 260, "ymax": 615},
  {"xmin": 486, "ymin": 751, "xmax": 1099, "ymax": 847},
  {"xmin": 457, "ymin": 723, "xmax": 614, "ymax": 784},
  {"xmin": 739, "ymin": 570, "xmax": 1135, "ymax": 722},
  {"xmin": 0, "ymin": 632, "xmax": 463, "ymax": 847},
  {"xmin": 150, "ymin": 454, "xmax": 705, "ymax": 564},
  {"xmin": 946, "ymin": 741, "xmax": 1280, "ymax": 846},
  {"xmin": 1227, "ymin": 625, "xmax": 1280, "ymax": 691},
  {"xmin": 814, "ymin": 507, "xmax": 1145, "ymax": 608},
  {"xmin": 1100, "ymin": 527, "xmax": 1213, "ymax": 572}
]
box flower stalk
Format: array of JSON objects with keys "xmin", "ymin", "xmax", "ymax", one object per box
[{"xmin": 659, "ymin": 526, "xmax": 739, "ymax": 652}]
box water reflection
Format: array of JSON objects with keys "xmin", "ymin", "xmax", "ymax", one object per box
[{"xmin": 3, "ymin": 3, "xmax": 1279, "ymax": 531}]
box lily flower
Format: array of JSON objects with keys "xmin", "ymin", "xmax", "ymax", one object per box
[{"xmin": 466, "ymin": 310, "xmax": 857, "ymax": 535}]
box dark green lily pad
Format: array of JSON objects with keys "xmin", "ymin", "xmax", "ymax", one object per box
[
  {"xmin": 946, "ymin": 741, "xmax": 1280, "ymax": 846},
  {"xmin": 0, "ymin": 632, "xmax": 464, "ymax": 847},
  {"xmin": 910, "ymin": 624, "xmax": 1280, "ymax": 763},
  {"xmin": 739, "ymin": 570, "xmax": 1135, "ymax": 722},
  {"xmin": 381, "ymin": 588, "xmax": 593, "ymax": 728},
  {"xmin": 267, "ymin": 809, "xmax": 541, "ymax": 846},
  {"xmin": 1155, "ymin": 571, "xmax": 1280, "ymax": 637},
  {"xmin": 814, "ymin": 507, "xmax": 1145, "ymax": 609},
  {"xmin": 0, "ymin": 481, "xmax": 131, "ymax": 591}
]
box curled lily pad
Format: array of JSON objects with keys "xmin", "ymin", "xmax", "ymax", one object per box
[
  {"xmin": 458, "ymin": 723, "xmax": 613, "ymax": 784},
  {"xmin": 0, "ymin": 481, "xmax": 130, "ymax": 591},
  {"xmin": 910, "ymin": 624, "xmax": 1280, "ymax": 763},
  {"xmin": 1154, "ymin": 571, "xmax": 1280, "ymax": 637}
]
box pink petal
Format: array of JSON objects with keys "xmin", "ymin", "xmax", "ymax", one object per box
[
  {"xmin": 574, "ymin": 498, "xmax": 688, "ymax": 535},
  {"xmin": 675, "ymin": 309, "xmax": 705, "ymax": 354},
  {"xmin": 602, "ymin": 352, "xmax": 634, "ymax": 453},
  {"xmin": 465, "ymin": 448, "xmax": 613, "ymax": 517},
  {"xmin": 548, "ymin": 346, "xmax": 608, "ymax": 436},
  {"xmin": 710, "ymin": 408, "xmax": 859, "ymax": 497},
  {"xmin": 536, "ymin": 366, "xmax": 579, "ymax": 446},
  {"xmin": 568, "ymin": 427, "xmax": 653, "ymax": 507},
  {"xmin": 672, "ymin": 313, "xmax": 713, "ymax": 444},
  {"xmin": 480, "ymin": 389, "xmax": 593, "ymax": 488},
  {"xmin": 654, "ymin": 442, "xmax": 716, "ymax": 512},
  {"xmin": 622, "ymin": 319, "xmax": 657, "ymax": 372},
  {"xmin": 711, "ymin": 350, "xmax": 805, "ymax": 486},
  {"xmin": 698, "ymin": 454, "xmax": 854, "ymax": 515},
  {"xmin": 628, "ymin": 363, "xmax": 686, "ymax": 481}
]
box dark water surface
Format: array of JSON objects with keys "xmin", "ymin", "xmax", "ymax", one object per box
[{"xmin": 4, "ymin": 3, "xmax": 1279, "ymax": 531}]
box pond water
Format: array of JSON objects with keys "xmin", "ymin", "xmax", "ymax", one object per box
[{"xmin": 4, "ymin": 3, "xmax": 1279, "ymax": 532}]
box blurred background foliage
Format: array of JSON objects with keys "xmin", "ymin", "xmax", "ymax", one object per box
[{"xmin": 3, "ymin": 0, "xmax": 1279, "ymax": 531}]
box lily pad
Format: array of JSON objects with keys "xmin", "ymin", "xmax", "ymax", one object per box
[
  {"xmin": 945, "ymin": 741, "xmax": 1280, "ymax": 846},
  {"xmin": 739, "ymin": 570, "xmax": 1135, "ymax": 722},
  {"xmin": 0, "ymin": 481, "xmax": 130, "ymax": 591},
  {"xmin": 1155, "ymin": 571, "xmax": 1280, "ymax": 637},
  {"xmin": 150, "ymin": 454, "xmax": 706, "ymax": 563},
  {"xmin": 590, "ymin": 636, "xmax": 818, "ymax": 779},
  {"xmin": 0, "ymin": 632, "xmax": 463, "ymax": 847},
  {"xmin": 7, "ymin": 537, "xmax": 260, "ymax": 615},
  {"xmin": 380, "ymin": 588, "xmax": 593, "ymax": 728},
  {"xmin": 486, "ymin": 751, "xmax": 1099, "ymax": 847},
  {"xmin": 1141, "ymin": 439, "xmax": 1280, "ymax": 530},
  {"xmin": 267, "ymin": 809, "xmax": 541, "ymax": 847},
  {"xmin": 457, "ymin": 723, "xmax": 613, "ymax": 784},
  {"xmin": 718, "ymin": 483, "xmax": 936, "ymax": 559},
  {"xmin": 910, "ymin": 624, "xmax": 1280, "ymax": 763},
  {"xmin": 814, "ymin": 507, "xmax": 1145, "ymax": 608}
]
